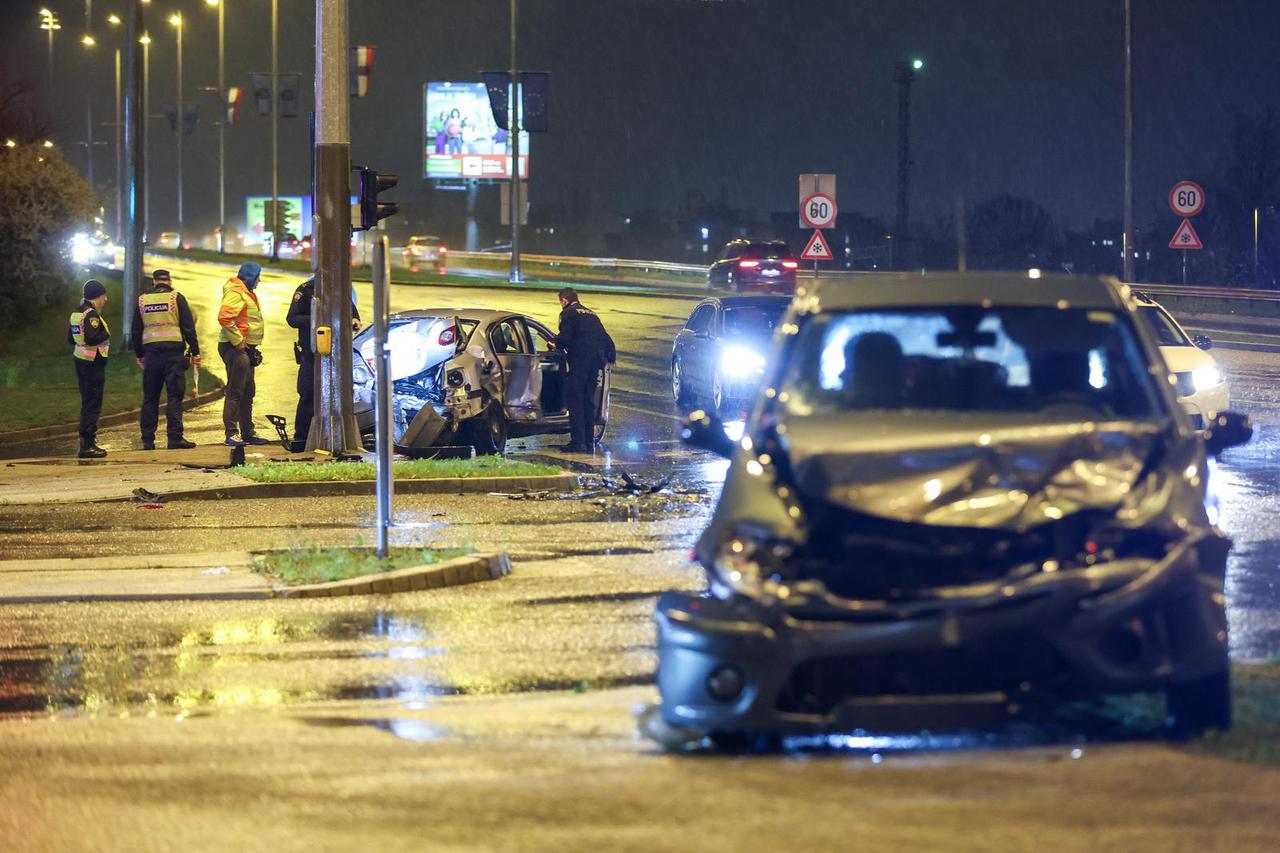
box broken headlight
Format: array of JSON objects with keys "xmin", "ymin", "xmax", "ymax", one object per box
[{"xmin": 710, "ymin": 526, "xmax": 794, "ymax": 600}]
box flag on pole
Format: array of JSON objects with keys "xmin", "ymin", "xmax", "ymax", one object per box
[
  {"xmin": 226, "ymin": 86, "xmax": 243, "ymax": 124},
  {"xmin": 352, "ymin": 46, "xmax": 375, "ymax": 97}
]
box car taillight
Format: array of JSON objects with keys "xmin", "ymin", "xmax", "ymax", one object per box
[
  {"xmin": 781, "ymin": 260, "xmax": 798, "ymax": 269},
  {"xmin": 439, "ymin": 247, "xmax": 447, "ymax": 254},
  {"xmin": 738, "ymin": 260, "xmax": 760, "ymax": 269}
]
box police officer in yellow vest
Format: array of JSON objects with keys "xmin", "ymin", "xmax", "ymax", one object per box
[
  {"xmin": 68, "ymin": 279, "xmax": 111, "ymax": 458},
  {"xmin": 131, "ymin": 269, "xmax": 200, "ymax": 450}
]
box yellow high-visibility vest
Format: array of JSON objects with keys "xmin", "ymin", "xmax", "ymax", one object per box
[
  {"xmin": 138, "ymin": 290, "xmax": 182, "ymax": 346},
  {"xmin": 69, "ymin": 309, "xmax": 110, "ymax": 361}
]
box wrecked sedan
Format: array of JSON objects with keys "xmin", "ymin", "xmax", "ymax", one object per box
[
  {"xmin": 352, "ymin": 309, "xmax": 609, "ymax": 455},
  {"xmin": 651, "ymin": 273, "xmax": 1252, "ymax": 745}
]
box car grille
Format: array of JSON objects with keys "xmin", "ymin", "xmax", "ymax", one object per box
[
  {"xmin": 1173, "ymin": 371, "xmax": 1195, "ymax": 397},
  {"xmin": 776, "ymin": 632, "xmax": 1068, "ymax": 714}
]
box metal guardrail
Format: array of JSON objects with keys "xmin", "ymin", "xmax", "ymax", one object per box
[{"xmin": 1132, "ymin": 282, "xmax": 1280, "ymax": 303}]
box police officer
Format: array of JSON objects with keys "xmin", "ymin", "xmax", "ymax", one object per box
[
  {"xmin": 217, "ymin": 262, "xmax": 269, "ymax": 446},
  {"xmin": 554, "ymin": 287, "xmax": 616, "ymax": 452},
  {"xmin": 131, "ymin": 269, "xmax": 200, "ymax": 450},
  {"xmin": 68, "ymin": 279, "xmax": 111, "ymax": 458},
  {"xmin": 285, "ymin": 277, "xmax": 361, "ymax": 451}
]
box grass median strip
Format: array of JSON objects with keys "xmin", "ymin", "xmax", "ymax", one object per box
[
  {"xmin": 234, "ymin": 456, "xmax": 560, "ymax": 483},
  {"xmin": 256, "ymin": 544, "xmax": 475, "ymax": 586}
]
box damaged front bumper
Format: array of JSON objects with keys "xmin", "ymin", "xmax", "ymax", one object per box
[{"xmin": 655, "ymin": 531, "xmax": 1230, "ymax": 734}]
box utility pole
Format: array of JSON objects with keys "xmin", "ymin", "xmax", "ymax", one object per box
[
  {"xmin": 142, "ymin": 31, "xmax": 150, "ymax": 241},
  {"xmin": 123, "ymin": 0, "xmax": 144, "ymax": 342},
  {"xmin": 508, "ymin": 0, "xmax": 522, "ymax": 283},
  {"xmin": 311, "ymin": 0, "xmax": 360, "ymax": 453},
  {"xmin": 271, "ymin": 0, "xmax": 280, "ymax": 262},
  {"xmin": 894, "ymin": 58, "xmax": 924, "ymax": 271},
  {"xmin": 216, "ymin": 0, "xmax": 226, "ymax": 252},
  {"xmin": 115, "ymin": 47, "xmax": 122, "ymax": 239},
  {"xmin": 173, "ymin": 13, "xmax": 184, "ymax": 243},
  {"xmin": 84, "ymin": 3, "xmax": 94, "ymax": 191},
  {"xmin": 1122, "ymin": 0, "xmax": 1135, "ymax": 282}
]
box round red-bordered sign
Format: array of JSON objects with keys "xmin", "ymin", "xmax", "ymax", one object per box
[
  {"xmin": 1169, "ymin": 181, "xmax": 1205, "ymax": 218},
  {"xmin": 800, "ymin": 193, "xmax": 838, "ymax": 229}
]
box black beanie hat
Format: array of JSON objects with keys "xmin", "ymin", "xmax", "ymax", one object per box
[{"xmin": 82, "ymin": 279, "xmax": 107, "ymax": 301}]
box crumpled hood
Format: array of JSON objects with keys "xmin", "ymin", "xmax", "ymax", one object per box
[{"xmin": 782, "ymin": 413, "xmax": 1170, "ymax": 532}]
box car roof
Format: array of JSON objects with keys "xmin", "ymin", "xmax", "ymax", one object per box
[
  {"xmin": 727, "ymin": 237, "xmax": 788, "ymax": 246},
  {"xmin": 801, "ymin": 272, "xmax": 1130, "ymax": 312},
  {"xmin": 390, "ymin": 308, "xmax": 545, "ymax": 325},
  {"xmin": 701, "ymin": 295, "xmax": 793, "ymax": 310},
  {"xmin": 408, "ymin": 235, "xmax": 444, "ymax": 242}
]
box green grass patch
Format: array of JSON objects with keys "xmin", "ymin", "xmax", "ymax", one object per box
[
  {"xmin": 1195, "ymin": 661, "xmax": 1280, "ymax": 766},
  {"xmin": 235, "ymin": 455, "xmax": 561, "ymax": 483},
  {"xmin": 0, "ymin": 271, "xmax": 155, "ymax": 433},
  {"xmin": 256, "ymin": 544, "xmax": 475, "ymax": 586}
]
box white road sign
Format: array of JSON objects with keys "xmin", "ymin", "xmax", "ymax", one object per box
[
  {"xmin": 1169, "ymin": 181, "xmax": 1205, "ymax": 218},
  {"xmin": 800, "ymin": 193, "xmax": 838, "ymax": 229},
  {"xmin": 798, "ymin": 174, "xmax": 836, "ymax": 227}
]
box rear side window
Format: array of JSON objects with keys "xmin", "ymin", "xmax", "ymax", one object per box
[{"xmin": 741, "ymin": 242, "xmax": 793, "ymax": 260}]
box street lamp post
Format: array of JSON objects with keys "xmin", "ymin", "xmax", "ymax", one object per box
[
  {"xmin": 82, "ymin": 33, "xmax": 96, "ymax": 191},
  {"xmin": 39, "ymin": 9, "xmax": 62, "ymax": 102},
  {"xmin": 894, "ymin": 57, "xmax": 924, "ymax": 272},
  {"xmin": 123, "ymin": 0, "xmax": 145, "ymax": 343},
  {"xmin": 270, "ymin": 0, "xmax": 280, "ymax": 262},
  {"xmin": 508, "ymin": 0, "xmax": 522, "ymax": 283},
  {"xmin": 206, "ymin": 0, "xmax": 226, "ymax": 253},
  {"xmin": 141, "ymin": 31, "xmax": 151, "ymax": 241},
  {"xmin": 1122, "ymin": 0, "xmax": 1135, "ymax": 282},
  {"xmin": 169, "ymin": 13, "xmax": 184, "ymax": 244}
]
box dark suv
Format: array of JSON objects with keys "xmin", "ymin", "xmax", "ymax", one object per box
[{"xmin": 708, "ymin": 239, "xmax": 797, "ymax": 294}]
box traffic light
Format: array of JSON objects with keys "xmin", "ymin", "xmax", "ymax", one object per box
[{"xmin": 354, "ymin": 166, "xmax": 397, "ymax": 231}]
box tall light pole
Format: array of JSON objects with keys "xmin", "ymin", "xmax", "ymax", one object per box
[
  {"xmin": 1122, "ymin": 0, "xmax": 1135, "ymax": 282},
  {"xmin": 123, "ymin": 0, "xmax": 145, "ymax": 343},
  {"xmin": 206, "ymin": 0, "xmax": 226, "ymax": 253},
  {"xmin": 39, "ymin": 9, "xmax": 61, "ymax": 100},
  {"xmin": 270, "ymin": 0, "xmax": 280, "ymax": 262},
  {"xmin": 894, "ymin": 57, "xmax": 925, "ymax": 272},
  {"xmin": 169, "ymin": 13, "xmax": 184, "ymax": 243},
  {"xmin": 81, "ymin": 32, "xmax": 97, "ymax": 192},
  {"xmin": 141, "ymin": 30, "xmax": 151, "ymax": 241},
  {"xmin": 508, "ymin": 0, "xmax": 522, "ymax": 283},
  {"xmin": 108, "ymin": 14, "xmax": 123, "ymax": 240}
]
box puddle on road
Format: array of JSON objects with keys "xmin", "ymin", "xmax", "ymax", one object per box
[{"xmin": 0, "ymin": 607, "xmax": 655, "ymax": 721}]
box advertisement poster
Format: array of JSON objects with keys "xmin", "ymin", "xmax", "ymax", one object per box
[
  {"xmin": 244, "ymin": 196, "xmax": 311, "ymax": 244},
  {"xmin": 423, "ymin": 82, "xmax": 529, "ymax": 180}
]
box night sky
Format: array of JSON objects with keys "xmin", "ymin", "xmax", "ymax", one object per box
[{"xmin": 3, "ymin": 0, "xmax": 1279, "ymax": 247}]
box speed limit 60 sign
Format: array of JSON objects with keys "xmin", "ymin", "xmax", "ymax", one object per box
[
  {"xmin": 1169, "ymin": 181, "xmax": 1205, "ymax": 218},
  {"xmin": 801, "ymin": 193, "xmax": 838, "ymax": 229}
]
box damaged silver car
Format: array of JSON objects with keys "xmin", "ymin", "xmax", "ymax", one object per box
[
  {"xmin": 352, "ymin": 309, "xmax": 610, "ymax": 455},
  {"xmin": 648, "ymin": 273, "xmax": 1252, "ymax": 747}
]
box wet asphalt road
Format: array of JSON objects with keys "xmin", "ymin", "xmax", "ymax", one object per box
[{"xmin": 1, "ymin": 264, "xmax": 1279, "ymax": 848}]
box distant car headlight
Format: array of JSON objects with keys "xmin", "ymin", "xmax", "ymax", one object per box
[
  {"xmin": 720, "ymin": 344, "xmax": 766, "ymax": 377},
  {"xmin": 1192, "ymin": 364, "xmax": 1223, "ymax": 392}
]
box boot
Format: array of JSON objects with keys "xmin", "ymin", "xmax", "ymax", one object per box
[
  {"xmin": 167, "ymin": 438, "xmax": 196, "ymax": 449},
  {"xmin": 78, "ymin": 440, "xmax": 107, "ymax": 459}
]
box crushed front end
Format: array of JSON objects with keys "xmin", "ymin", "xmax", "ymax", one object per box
[{"xmin": 654, "ymin": 421, "xmax": 1232, "ymax": 737}]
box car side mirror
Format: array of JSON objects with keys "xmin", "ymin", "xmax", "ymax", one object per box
[
  {"xmin": 681, "ymin": 410, "xmax": 735, "ymax": 459},
  {"xmin": 1203, "ymin": 410, "xmax": 1252, "ymax": 455},
  {"xmin": 1192, "ymin": 334, "xmax": 1213, "ymax": 350}
]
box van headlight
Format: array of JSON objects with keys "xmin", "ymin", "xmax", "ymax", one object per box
[
  {"xmin": 720, "ymin": 345, "xmax": 766, "ymax": 377},
  {"xmin": 1192, "ymin": 365, "xmax": 1223, "ymax": 392}
]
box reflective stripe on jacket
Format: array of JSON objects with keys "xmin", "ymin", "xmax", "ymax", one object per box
[
  {"xmin": 217, "ymin": 277, "xmax": 264, "ymax": 346},
  {"xmin": 69, "ymin": 309, "xmax": 110, "ymax": 361},
  {"xmin": 138, "ymin": 291, "xmax": 182, "ymax": 345}
]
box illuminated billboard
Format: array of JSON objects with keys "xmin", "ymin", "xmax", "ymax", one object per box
[{"xmin": 423, "ymin": 82, "xmax": 529, "ymax": 181}]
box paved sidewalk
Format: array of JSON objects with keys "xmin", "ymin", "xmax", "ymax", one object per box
[{"xmin": 0, "ymin": 550, "xmax": 270, "ymax": 603}]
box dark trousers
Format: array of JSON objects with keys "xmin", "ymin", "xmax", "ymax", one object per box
[
  {"xmin": 139, "ymin": 348, "xmax": 187, "ymax": 442},
  {"xmin": 566, "ymin": 360, "xmax": 602, "ymax": 447},
  {"xmin": 293, "ymin": 353, "xmax": 315, "ymax": 444},
  {"xmin": 74, "ymin": 356, "xmax": 107, "ymax": 444},
  {"xmin": 218, "ymin": 342, "xmax": 256, "ymax": 438}
]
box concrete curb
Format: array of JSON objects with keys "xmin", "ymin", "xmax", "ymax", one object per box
[
  {"xmin": 272, "ymin": 552, "xmax": 511, "ymax": 598},
  {"xmin": 98, "ymin": 472, "xmax": 581, "ymax": 502},
  {"xmin": 0, "ymin": 378, "xmax": 226, "ymax": 447}
]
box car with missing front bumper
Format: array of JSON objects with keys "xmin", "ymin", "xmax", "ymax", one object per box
[
  {"xmin": 351, "ymin": 309, "xmax": 608, "ymax": 456},
  {"xmin": 647, "ymin": 273, "xmax": 1252, "ymax": 747}
]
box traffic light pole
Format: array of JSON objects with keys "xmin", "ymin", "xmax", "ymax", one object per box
[
  {"xmin": 122, "ymin": 0, "xmax": 145, "ymax": 343},
  {"xmin": 310, "ymin": 0, "xmax": 360, "ymax": 453}
]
